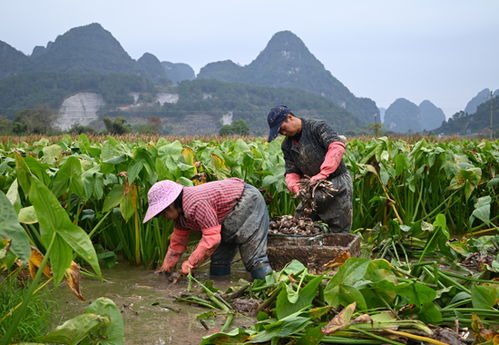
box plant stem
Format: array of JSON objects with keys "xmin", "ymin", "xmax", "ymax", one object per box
[
  {"xmin": 221, "ymin": 312, "xmax": 234, "ymax": 332},
  {"xmin": 442, "ymin": 271, "xmax": 499, "ymax": 284},
  {"xmin": 418, "ymin": 228, "xmax": 439, "ymax": 264},
  {"xmin": 189, "ymin": 275, "xmax": 231, "ymax": 311},
  {"xmin": 349, "ymin": 327, "xmax": 406, "ymax": 345},
  {"xmin": 88, "ymin": 210, "xmax": 111, "ymax": 238}
]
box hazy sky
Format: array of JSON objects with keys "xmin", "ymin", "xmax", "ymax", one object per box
[{"xmin": 1, "ymin": 0, "xmax": 498, "ymax": 117}]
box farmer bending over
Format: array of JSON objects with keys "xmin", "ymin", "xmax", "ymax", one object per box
[
  {"xmin": 143, "ymin": 178, "xmax": 273, "ymax": 280},
  {"xmin": 267, "ymin": 105, "xmax": 353, "ymax": 233}
]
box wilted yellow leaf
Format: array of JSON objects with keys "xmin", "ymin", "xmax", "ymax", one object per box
[
  {"xmin": 28, "ymin": 246, "xmax": 52, "ymax": 279},
  {"xmin": 65, "ymin": 261, "xmax": 85, "ymax": 301},
  {"xmin": 321, "ymin": 302, "xmax": 358, "ymax": 335},
  {"xmin": 323, "ymin": 251, "xmax": 350, "ymax": 268}
]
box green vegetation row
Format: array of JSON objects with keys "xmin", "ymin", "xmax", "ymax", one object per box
[
  {"xmin": 184, "ymin": 258, "xmax": 498, "ymax": 344},
  {"xmin": 0, "ymin": 135, "xmax": 496, "ymax": 268}
]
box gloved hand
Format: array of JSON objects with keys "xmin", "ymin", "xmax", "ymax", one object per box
[
  {"xmin": 154, "ymin": 250, "xmax": 180, "ymax": 274},
  {"xmin": 180, "ymin": 260, "xmax": 194, "ymax": 275},
  {"xmin": 310, "ymin": 173, "xmax": 328, "ymax": 184},
  {"xmin": 154, "ymin": 262, "xmax": 174, "ymax": 274},
  {"xmin": 285, "ymin": 173, "xmax": 301, "ymax": 195}
]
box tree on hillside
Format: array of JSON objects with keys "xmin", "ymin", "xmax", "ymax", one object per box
[
  {"xmin": 367, "ymin": 122, "xmax": 384, "ymax": 137},
  {"xmin": 68, "ymin": 124, "xmax": 95, "ymax": 134},
  {"xmin": 219, "ymin": 119, "xmax": 250, "ymax": 136},
  {"xmin": 0, "ymin": 116, "xmax": 13, "ymax": 134},
  {"xmin": 103, "ymin": 117, "xmax": 131, "ymax": 135},
  {"xmin": 12, "ymin": 105, "xmax": 55, "ymax": 135}
]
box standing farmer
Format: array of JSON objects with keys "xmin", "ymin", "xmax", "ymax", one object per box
[
  {"xmin": 143, "ymin": 177, "xmax": 273, "ymax": 280},
  {"xmin": 267, "ymin": 105, "xmax": 353, "ymax": 232}
]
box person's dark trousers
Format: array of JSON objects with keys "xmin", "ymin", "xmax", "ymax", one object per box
[
  {"xmin": 210, "ymin": 184, "xmax": 272, "ymax": 280},
  {"xmin": 295, "ymin": 172, "xmax": 353, "ymax": 233}
]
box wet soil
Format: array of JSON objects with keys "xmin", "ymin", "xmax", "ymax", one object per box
[{"xmin": 50, "ymin": 262, "xmax": 254, "ymax": 345}]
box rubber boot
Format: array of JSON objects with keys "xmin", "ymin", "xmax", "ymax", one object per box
[
  {"xmin": 250, "ymin": 262, "xmax": 272, "ymax": 280},
  {"xmin": 210, "ymin": 264, "xmax": 231, "ymax": 276}
]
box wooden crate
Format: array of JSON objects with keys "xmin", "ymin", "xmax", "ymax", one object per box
[{"xmin": 267, "ymin": 233, "xmax": 361, "ymax": 273}]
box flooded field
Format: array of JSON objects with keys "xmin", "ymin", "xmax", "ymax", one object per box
[{"xmin": 51, "ymin": 262, "xmax": 254, "ymax": 345}]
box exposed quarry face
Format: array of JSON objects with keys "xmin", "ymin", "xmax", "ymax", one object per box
[
  {"xmin": 155, "ymin": 92, "xmax": 179, "ymax": 105},
  {"xmin": 55, "ymin": 92, "xmax": 105, "ymax": 131}
]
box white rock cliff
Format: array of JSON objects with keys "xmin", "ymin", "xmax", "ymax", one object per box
[{"xmin": 55, "ymin": 92, "xmax": 105, "ymax": 131}]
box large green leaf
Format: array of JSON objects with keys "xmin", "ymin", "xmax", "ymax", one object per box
[
  {"xmin": 0, "ymin": 191, "xmax": 31, "ymax": 263},
  {"xmin": 127, "ymin": 160, "xmax": 143, "ymax": 184},
  {"xmin": 82, "ymin": 166, "xmax": 105, "ymax": 200},
  {"xmin": 327, "ymin": 258, "xmax": 371, "ymax": 287},
  {"xmin": 83, "ymin": 297, "xmax": 124, "ymax": 344},
  {"xmin": 324, "ymin": 284, "xmax": 367, "ymax": 310},
  {"xmin": 50, "ymin": 235, "xmax": 74, "ymax": 285},
  {"xmin": 395, "ymin": 281, "xmax": 442, "ymax": 323},
  {"xmin": 394, "ymin": 152, "xmax": 410, "ymax": 176},
  {"xmin": 449, "ymin": 167, "xmax": 482, "ymax": 200},
  {"xmin": 283, "ymin": 260, "xmax": 307, "ymax": 275},
  {"xmin": 120, "ymin": 184, "xmax": 136, "ymax": 222},
  {"xmin": 250, "ymin": 314, "xmax": 311, "ymax": 343},
  {"xmin": 469, "ymin": 196, "xmax": 491, "ymax": 226},
  {"xmin": 6, "ymin": 179, "xmax": 21, "ymax": 213},
  {"xmin": 41, "ymin": 144, "xmax": 63, "ymax": 165},
  {"xmin": 14, "ymin": 152, "xmax": 31, "ymax": 196},
  {"xmin": 25, "ymin": 156, "xmax": 51, "ymax": 186},
  {"xmin": 471, "ymin": 284, "xmax": 498, "ymax": 309},
  {"xmin": 18, "ymin": 206, "xmax": 38, "ymax": 224},
  {"xmin": 36, "ymin": 313, "xmax": 109, "ymax": 345},
  {"xmin": 200, "ymin": 327, "xmax": 250, "ymax": 345},
  {"xmin": 52, "ymin": 156, "xmax": 85, "ymax": 198},
  {"xmin": 396, "ymin": 282, "xmax": 436, "ymax": 307},
  {"xmin": 276, "ymin": 275, "xmax": 323, "ymax": 319},
  {"xmin": 157, "ymin": 140, "xmax": 183, "ymax": 157},
  {"xmin": 29, "ymin": 179, "xmax": 101, "ymax": 283},
  {"xmin": 103, "ymin": 184, "xmax": 124, "ymax": 212}
]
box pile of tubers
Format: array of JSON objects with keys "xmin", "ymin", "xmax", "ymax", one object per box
[
  {"xmin": 269, "ymin": 215, "xmax": 322, "ymax": 236},
  {"xmin": 297, "ymin": 178, "xmax": 338, "ymax": 217},
  {"xmin": 269, "ymin": 178, "xmax": 338, "ymax": 236}
]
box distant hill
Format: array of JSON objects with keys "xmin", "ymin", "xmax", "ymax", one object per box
[
  {"xmin": 384, "ymin": 98, "xmax": 422, "ymax": 133},
  {"xmin": 28, "ymin": 23, "xmax": 141, "ymax": 75},
  {"xmin": 198, "ymin": 30, "xmax": 378, "ymax": 124},
  {"xmin": 137, "ymin": 52, "xmax": 168, "ymax": 83},
  {"xmin": 419, "ymin": 100, "xmax": 446, "ymax": 131},
  {"xmin": 161, "ymin": 62, "xmax": 195, "ymax": 83},
  {"xmin": 383, "ymin": 99, "xmax": 445, "ymax": 133},
  {"xmin": 0, "ymin": 40, "xmax": 29, "ymax": 78},
  {"xmin": 464, "ymin": 88, "xmax": 499, "ymax": 114},
  {"xmin": 437, "ymin": 96, "xmax": 498, "ymax": 136},
  {"xmin": 0, "ymin": 23, "xmax": 196, "ymax": 84}
]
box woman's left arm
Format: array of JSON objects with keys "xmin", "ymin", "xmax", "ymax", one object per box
[
  {"xmin": 180, "ymin": 225, "xmax": 222, "ymax": 275},
  {"xmin": 310, "ymin": 141, "xmax": 345, "ymax": 183}
]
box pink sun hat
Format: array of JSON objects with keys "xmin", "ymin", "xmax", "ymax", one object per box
[{"xmin": 143, "ymin": 180, "xmax": 184, "ymax": 223}]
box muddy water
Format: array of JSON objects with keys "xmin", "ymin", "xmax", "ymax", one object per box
[{"xmin": 51, "ymin": 262, "xmax": 254, "ymax": 345}]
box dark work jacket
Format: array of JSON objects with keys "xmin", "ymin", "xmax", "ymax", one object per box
[{"xmin": 281, "ymin": 118, "xmax": 347, "ymax": 178}]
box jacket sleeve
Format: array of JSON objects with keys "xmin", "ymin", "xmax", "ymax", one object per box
[
  {"xmin": 311, "ymin": 141, "xmax": 345, "ymax": 181},
  {"xmin": 181, "ymin": 225, "xmax": 221, "ymax": 274},
  {"xmin": 285, "ymin": 173, "xmax": 301, "ymax": 195},
  {"xmin": 163, "ymin": 228, "xmax": 190, "ymax": 270}
]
